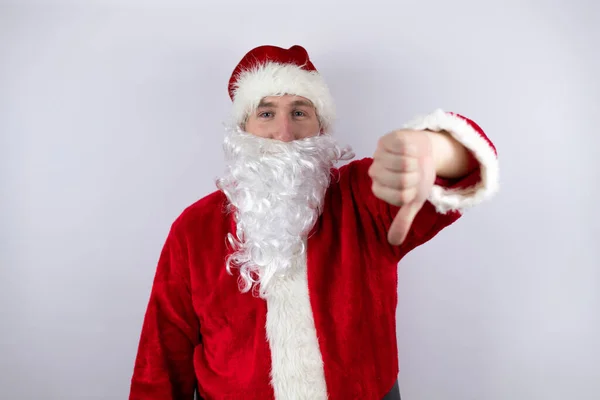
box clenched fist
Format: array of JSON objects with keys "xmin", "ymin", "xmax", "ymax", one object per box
[{"xmin": 368, "ymin": 129, "xmax": 437, "ymax": 246}]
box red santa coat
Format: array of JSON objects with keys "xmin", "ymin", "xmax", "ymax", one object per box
[{"xmin": 129, "ymin": 110, "xmax": 499, "ymax": 400}]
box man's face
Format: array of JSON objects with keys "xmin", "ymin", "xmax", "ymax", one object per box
[
  {"xmin": 243, "ymin": 95, "xmax": 321, "ymax": 141},
  {"xmin": 219, "ymin": 92, "xmax": 353, "ymax": 296}
]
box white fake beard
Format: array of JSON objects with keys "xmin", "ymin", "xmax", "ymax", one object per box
[{"xmin": 216, "ymin": 127, "xmax": 354, "ymax": 297}]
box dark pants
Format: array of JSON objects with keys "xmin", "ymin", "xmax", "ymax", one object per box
[{"xmin": 382, "ymin": 380, "xmax": 401, "ymax": 400}]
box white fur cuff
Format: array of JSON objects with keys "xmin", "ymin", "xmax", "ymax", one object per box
[{"xmin": 404, "ymin": 109, "xmax": 499, "ymax": 214}]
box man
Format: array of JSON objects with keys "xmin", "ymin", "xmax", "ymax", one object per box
[{"xmin": 128, "ymin": 45, "xmax": 499, "ymax": 400}]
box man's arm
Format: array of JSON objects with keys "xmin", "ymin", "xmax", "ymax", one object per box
[
  {"xmin": 427, "ymin": 130, "xmax": 479, "ymax": 179},
  {"xmin": 129, "ymin": 228, "xmax": 200, "ymax": 400},
  {"xmin": 369, "ymin": 109, "xmax": 499, "ymax": 245}
]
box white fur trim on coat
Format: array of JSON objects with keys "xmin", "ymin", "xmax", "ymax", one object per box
[
  {"xmin": 230, "ymin": 62, "xmax": 336, "ymax": 132},
  {"xmin": 404, "ymin": 109, "xmax": 499, "ymax": 214},
  {"xmin": 263, "ymin": 249, "xmax": 328, "ymax": 400}
]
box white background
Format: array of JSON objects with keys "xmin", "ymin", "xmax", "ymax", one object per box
[{"xmin": 1, "ymin": 1, "xmax": 599, "ymax": 399}]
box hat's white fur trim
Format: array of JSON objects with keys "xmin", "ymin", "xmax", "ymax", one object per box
[
  {"xmin": 404, "ymin": 109, "xmax": 500, "ymax": 214},
  {"xmin": 230, "ymin": 62, "xmax": 336, "ymax": 131}
]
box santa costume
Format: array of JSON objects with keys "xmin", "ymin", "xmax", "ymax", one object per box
[{"xmin": 129, "ymin": 45, "xmax": 499, "ymax": 400}]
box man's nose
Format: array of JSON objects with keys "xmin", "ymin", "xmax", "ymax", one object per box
[{"xmin": 273, "ymin": 115, "xmax": 295, "ymax": 142}]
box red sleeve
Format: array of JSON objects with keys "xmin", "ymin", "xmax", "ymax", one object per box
[
  {"xmin": 129, "ymin": 225, "xmax": 200, "ymax": 400},
  {"xmin": 406, "ymin": 110, "xmax": 499, "ymax": 215},
  {"xmin": 349, "ymin": 110, "xmax": 499, "ymax": 262}
]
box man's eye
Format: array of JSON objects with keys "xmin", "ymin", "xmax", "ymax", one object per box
[
  {"xmin": 259, "ymin": 112, "xmax": 273, "ymax": 118},
  {"xmin": 294, "ymin": 111, "xmax": 305, "ymax": 116}
]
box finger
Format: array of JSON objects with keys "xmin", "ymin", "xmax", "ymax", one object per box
[
  {"xmin": 373, "ymin": 149, "xmax": 419, "ymax": 173},
  {"xmin": 371, "ymin": 182, "xmax": 418, "ymax": 206},
  {"xmin": 379, "ymin": 131, "xmax": 419, "ymax": 156},
  {"xmin": 368, "ymin": 163, "xmax": 420, "ymax": 190},
  {"xmin": 388, "ymin": 200, "xmax": 424, "ymax": 245}
]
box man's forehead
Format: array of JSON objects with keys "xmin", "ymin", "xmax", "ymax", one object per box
[{"xmin": 257, "ymin": 96, "xmax": 314, "ymax": 108}]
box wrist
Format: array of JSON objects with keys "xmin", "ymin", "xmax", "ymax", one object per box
[{"xmin": 426, "ymin": 130, "xmax": 476, "ymax": 179}]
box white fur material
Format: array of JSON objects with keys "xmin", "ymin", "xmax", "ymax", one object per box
[
  {"xmin": 404, "ymin": 109, "xmax": 500, "ymax": 214},
  {"xmin": 229, "ymin": 62, "xmax": 336, "ymax": 131},
  {"xmin": 216, "ymin": 129, "xmax": 353, "ymax": 297},
  {"xmin": 264, "ymin": 248, "xmax": 328, "ymax": 400},
  {"xmin": 215, "ymin": 129, "xmax": 352, "ymax": 398}
]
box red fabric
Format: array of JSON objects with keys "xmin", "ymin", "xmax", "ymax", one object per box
[
  {"xmin": 129, "ymin": 124, "xmax": 490, "ymax": 400},
  {"xmin": 228, "ymin": 45, "xmax": 317, "ymax": 100}
]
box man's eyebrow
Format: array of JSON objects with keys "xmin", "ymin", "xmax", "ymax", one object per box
[
  {"xmin": 256, "ymin": 99, "xmax": 315, "ymax": 108},
  {"xmin": 290, "ymin": 99, "xmax": 314, "ymax": 108},
  {"xmin": 257, "ymin": 100, "xmax": 276, "ymax": 108}
]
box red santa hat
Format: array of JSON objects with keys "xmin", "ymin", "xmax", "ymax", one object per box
[{"xmin": 227, "ymin": 45, "xmax": 336, "ymax": 132}]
